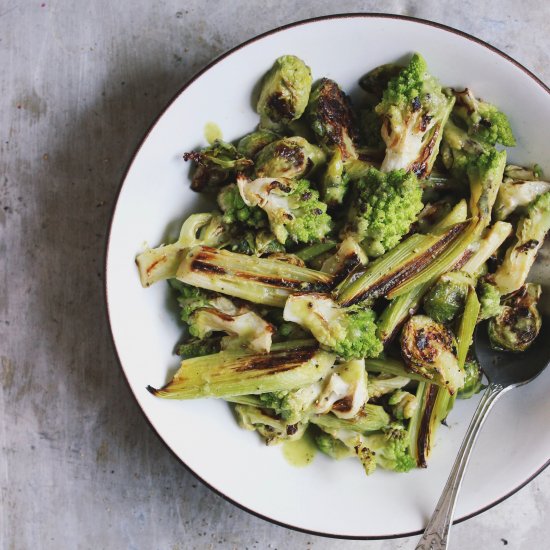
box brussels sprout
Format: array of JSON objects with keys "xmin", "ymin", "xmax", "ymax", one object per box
[
  {"xmin": 423, "ymin": 271, "xmax": 474, "ymax": 323},
  {"xmin": 183, "ymin": 140, "xmax": 253, "ymax": 192},
  {"xmin": 306, "ymin": 78, "xmax": 359, "ymax": 160},
  {"xmin": 457, "ymin": 359, "xmax": 483, "ymax": 399},
  {"xmin": 237, "ymin": 129, "xmax": 280, "ymax": 159},
  {"xmin": 488, "ymin": 284, "xmax": 542, "ymax": 352},
  {"xmin": 256, "ymin": 55, "xmax": 312, "ymax": 127},
  {"xmin": 254, "ymin": 136, "xmax": 326, "ymax": 179},
  {"xmin": 401, "ymin": 315, "xmax": 464, "ymax": 395}
]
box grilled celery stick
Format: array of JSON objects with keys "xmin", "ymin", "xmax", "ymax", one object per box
[
  {"xmin": 386, "ymin": 219, "xmax": 478, "ymax": 299},
  {"xmin": 461, "ymin": 221, "xmax": 512, "ymax": 275},
  {"xmin": 364, "ymin": 358, "xmax": 432, "ymax": 384},
  {"xmin": 456, "ymin": 288, "xmax": 481, "ymax": 370},
  {"xmin": 408, "ymin": 382, "xmax": 452, "ymax": 467},
  {"xmin": 136, "ymin": 213, "xmax": 226, "ymax": 287},
  {"xmin": 310, "ymin": 403, "xmax": 390, "ymax": 433},
  {"xmin": 177, "ymin": 246, "xmax": 333, "ymax": 307},
  {"xmin": 148, "ymin": 340, "xmax": 336, "ymax": 399},
  {"xmin": 377, "ymin": 200, "xmax": 469, "ymax": 344},
  {"xmin": 335, "ymin": 221, "xmax": 469, "ymax": 306}
]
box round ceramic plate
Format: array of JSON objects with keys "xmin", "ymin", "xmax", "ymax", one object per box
[{"xmin": 105, "ymin": 14, "xmax": 550, "ymax": 539}]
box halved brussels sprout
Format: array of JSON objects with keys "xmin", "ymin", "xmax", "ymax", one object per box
[
  {"xmin": 488, "ymin": 283, "xmax": 542, "ymax": 352},
  {"xmin": 401, "ymin": 315, "xmax": 464, "ymax": 395}
]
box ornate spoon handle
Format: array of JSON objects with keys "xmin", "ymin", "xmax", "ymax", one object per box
[{"xmin": 415, "ymin": 382, "xmax": 506, "ymax": 550}]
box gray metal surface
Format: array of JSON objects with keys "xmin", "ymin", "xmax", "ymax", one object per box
[{"xmin": 1, "ymin": 1, "xmax": 549, "ymax": 548}]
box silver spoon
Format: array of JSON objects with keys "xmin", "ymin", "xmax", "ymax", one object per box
[{"xmin": 415, "ymin": 316, "xmax": 550, "ymax": 550}]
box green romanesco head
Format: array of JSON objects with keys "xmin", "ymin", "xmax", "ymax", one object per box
[
  {"xmin": 473, "ymin": 106, "xmax": 515, "ymax": 147},
  {"xmin": 217, "ymin": 184, "xmax": 267, "ymax": 228},
  {"xmin": 477, "ymin": 280, "xmax": 502, "ymax": 321},
  {"xmin": 365, "ymin": 422, "xmax": 416, "ymax": 472},
  {"xmin": 453, "ymin": 88, "xmax": 515, "ymax": 147},
  {"xmin": 331, "ymin": 306, "xmax": 383, "ymax": 360},
  {"xmin": 258, "ymin": 391, "xmax": 292, "ymax": 419},
  {"xmin": 346, "ymin": 167, "xmax": 423, "ymax": 257},
  {"xmin": 169, "ymin": 280, "xmax": 211, "ymax": 324},
  {"xmin": 527, "ymin": 190, "xmax": 550, "ymax": 221},
  {"xmin": 315, "ymin": 433, "xmax": 353, "ymax": 459},
  {"xmin": 280, "ymin": 179, "xmax": 332, "ymax": 244},
  {"xmin": 376, "ymin": 53, "xmax": 429, "ymax": 111}
]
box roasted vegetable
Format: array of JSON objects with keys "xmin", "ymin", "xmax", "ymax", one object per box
[
  {"xmin": 183, "ymin": 140, "xmax": 253, "ymax": 192},
  {"xmin": 177, "ymin": 245, "xmax": 333, "ymax": 307},
  {"xmin": 457, "ymin": 359, "xmax": 483, "ymax": 399},
  {"xmin": 489, "ymin": 284, "xmax": 542, "ymax": 352},
  {"xmin": 342, "ymin": 167, "xmax": 423, "ymax": 258},
  {"xmin": 283, "ymin": 293, "xmax": 382, "ymax": 360},
  {"xmin": 451, "ymin": 88, "xmax": 515, "ymax": 147},
  {"xmin": 423, "ymin": 271, "xmax": 473, "ymax": 323},
  {"xmin": 313, "ymin": 359, "xmax": 368, "ymax": 419},
  {"xmin": 257, "ymin": 55, "xmax": 312, "ymax": 128},
  {"xmin": 306, "ymin": 78, "xmax": 359, "ymax": 159},
  {"xmin": 136, "ymin": 213, "xmax": 228, "ymax": 287},
  {"xmin": 237, "ymin": 175, "xmax": 332, "ymax": 245},
  {"xmin": 493, "ymin": 192, "xmax": 550, "ymax": 294},
  {"xmin": 254, "ymin": 136, "xmax": 326, "ymax": 179},
  {"xmin": 147, "ymin": 340, "xmax": 336, "ymax": 399},
  {"xmin": 375, "ymin": 53, "xmax": 455, "ymax": 176},
  {"xmin": 401, "ymin": 315, "xmax": 464, "ymax": 395},
  {"xmin": 237, "ymin": 129, "xmax": 280, "ymax": 159}
]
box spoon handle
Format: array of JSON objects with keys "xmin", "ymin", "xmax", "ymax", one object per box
[{"xmin": 415, "ymin": 382, "xmax": 505, "ymax": 550}]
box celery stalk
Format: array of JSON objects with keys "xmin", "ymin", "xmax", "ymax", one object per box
[{"xmin": 148, "ymin": 340, "xmax": 336, "ymax": 399}]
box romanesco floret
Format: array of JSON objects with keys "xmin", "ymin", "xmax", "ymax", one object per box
[
  {"xmin": 283, "ymin": 293, "xmax": 383, "ymax": 360},
  {"xmin": 453, "ymin": 88, "xmax": 515, "ymax": 147},
  {"xmin": 169, "ymin": 280, "xmax": 211, "ymax": 324},
  {"xmin": 375, "ymin": 53, "xmax": 454, "ymax": 176},
  {"xmin": 477, "ymin": 280, "xmax": 502, "ymax": 320},
  {"xmin": 237, "ymin": 175, "xmax": 332, "ymax": 244},
  {"xmin": 217, "ymin": 184, "xmax": 267, "ymax": 228},
  {"xmin": 343, "ymin": 167, "xmax": 423, "ymax": 257},
  {"xmin": 314, "ymin": 432, "xmax": 353, "ymax": 459},
  {"xmin": 363, "ymin": 422, "xmax": 416, "ymax": 472}
]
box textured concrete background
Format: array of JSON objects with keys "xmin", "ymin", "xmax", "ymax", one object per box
[{"xmin": 1, "ymin": 1, "xmax": 549, "ymax": 549}]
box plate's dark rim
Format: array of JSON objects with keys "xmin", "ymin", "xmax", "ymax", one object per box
[{"xmin": 104, "ymin": 12, "xmax": 550, "ymax": 541}]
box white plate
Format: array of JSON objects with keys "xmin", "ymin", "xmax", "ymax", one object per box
[{"xmin": 105, "ymin": 14, "xmax": 550, "ymax": 538}]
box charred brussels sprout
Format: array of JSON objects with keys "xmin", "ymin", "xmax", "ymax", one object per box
[
  {"xmin": 401, "ymin": 315, "xmax": 464, "ymax": 395},
  {"xmin": 256, "ymin": 55, "xmax": 313, "ymax": 128},
  {"xmin": 423, "ymin": 271, "xmax": 473, "ymax": 323},
  {"xmin": 254, "ymin": 136, "xmax": 326, "ymax": 179},
  {"xmin": 183, "ymin": 140, "xmax": 253, "ymax": 192},
  {"xmin": 306, "ymin": 78, "xmax": 359, "ymax": 160},
  {"xmin": 489, "ymin": 284, "xmax": 542, "ymax": 352},
  {"xmin": 237, "ymin": 129, "xmax": 280, "ymax": 159}
]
